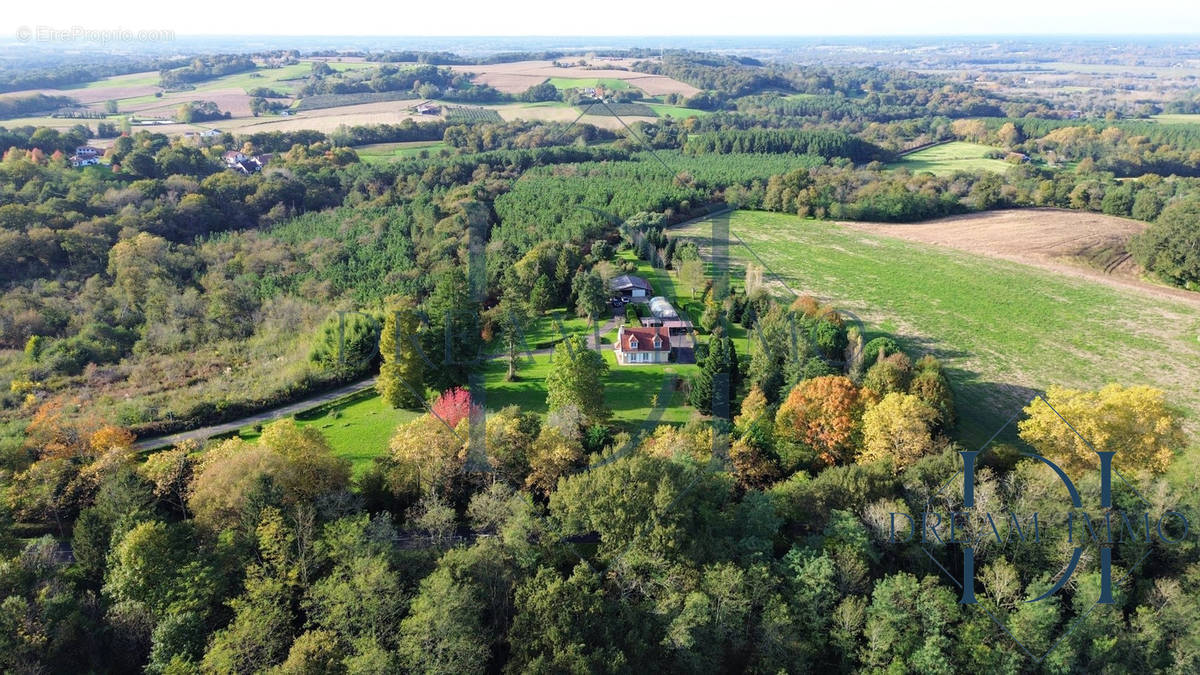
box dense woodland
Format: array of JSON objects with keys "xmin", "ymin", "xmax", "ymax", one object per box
[{"xmin": 0, "ymin": 47, "xmax": 1198, "ymax": 672}]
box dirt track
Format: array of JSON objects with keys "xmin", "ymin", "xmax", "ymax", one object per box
[{"xmin": 840, "ymin": 208, "xmax": 1200, "ymax": 307}]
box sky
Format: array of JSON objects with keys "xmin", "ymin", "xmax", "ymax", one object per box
[{"xmin": 4, "ymin": 0, "xmax": 1200, "ymax": 37}]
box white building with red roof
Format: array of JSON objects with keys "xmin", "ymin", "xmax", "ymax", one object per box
[{"xmin": 614, "ymin": 325, "xmax": 671, "ymax": 365}]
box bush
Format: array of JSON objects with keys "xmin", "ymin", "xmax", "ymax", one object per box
[
  {"xmin": 862, "ymin": 337, "xmax": 901, "ymax": 367},
  {"xmin": 624, "ymin": 304, "xmax": 640, "ymax": 325}
]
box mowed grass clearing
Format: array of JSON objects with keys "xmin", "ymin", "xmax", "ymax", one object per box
[
  {"xmin": 644, "ymin": 103, "xmax": 712, "ymax": 118},
  {"xmin": 547, "ymin": 77, "xmax": 632, "ymax": 91},
  {"xmin": 674, "ymin": 210, "xmax": 1200, "ymax": 446},
  {"xmin": 355, "ymin": 140, "xmax": 448, "ymax": 163},
  {"xmin": 480, "ymin": 352, "xmax": 699, "ymax": 428},
  {"xmin": 238, "ymin": 393, "xmax": 420, "ymax": 477},
  {"xmin": 890, "ymin": 141, "xmax": 1012, "ymax": 175}
]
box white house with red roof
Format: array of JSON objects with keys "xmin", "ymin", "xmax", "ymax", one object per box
[{"xmin": 614, "ymin": 325, "xmax": 671, "ymax": 365}]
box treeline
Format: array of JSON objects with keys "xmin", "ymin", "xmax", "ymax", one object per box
[
  {"xmin": 0, "ymin": 94, "xmax": 76, "ymax": 120},
  {"xmin": 0, "ymin": 56, "xmax": 188, "ymax": 93},
  {"xmin": 158, "ymin": 55, "xmax": 257, "ymax": 89},
  {"xmin": 328, "ymin": 119, "xmax": 448, "ymax": 146},
  {"xmin": 683, "ymin": 128, "xmax": 887, "ymax": 162},
  {"xmin": 634, "ymin": 51, "xmax": 791, "ymax": 97},
  {"xmin": 299, "ymin": 63, "xmax": 505, "ymax": 103},
  {"xmin": 0, "ymin": 124, "xmax": 96, "ymax": 154},
  {"xmin": 962, "ymin": 117, "xmax": 1200, "ymax": 176},
  {"xmin": 736, "ymin": 91, "xmax": 1004, "ymax": 123},
  {"xmin": 175, "ymin": 101, "xmax": 230, "ymax": 123}
]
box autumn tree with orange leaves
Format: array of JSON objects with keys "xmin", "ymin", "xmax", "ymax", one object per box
[{"xmin": 774, "ymin": 375, "xmax": 865, "ymax": 467}]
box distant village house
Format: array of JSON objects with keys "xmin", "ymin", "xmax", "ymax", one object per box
[
  {"xmin": 69, "ymin": 145, "xmax": 101, "ymax": 167},
  {"xmin": 223, "ymin": 150, "xmax": 265, "ymax": 174}
]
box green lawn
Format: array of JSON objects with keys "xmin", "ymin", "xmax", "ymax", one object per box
[
  {"xmin": 239, "ymin": 393, "xmax": 420, "ymax": 477},
  {"xmin": 355, "ymin": 141, "xmax": 448, "ymax": 163},
  {"xmin": 191, "ymin": 63, "xmax": 315, "ymax": 95},
  {"xmin": 889, "ymin": 141, "xmax": 1012, "ymax": 176},
  {"xmin": 674, "ymin": 210, "xmax": 1200, "ymax": 447},
  {"xmin": 251, "ymin": 309, "xmax": 701, "ymax": 471},
  {"xmin": 482, "ymin": 352, "xmax": 699, "ymax": 429},
  {"xmin": 547, "ymin": 77, "xmax": 632, "ymax": 91},
  {"xmin": 643, "ymin": 103, "xmax": 711, "ymax": 118}
]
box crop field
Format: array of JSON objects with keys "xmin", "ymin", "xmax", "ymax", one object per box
[
  {"xmin": 836, "ymin": 208, "xmax": 1196, "ymax": 300},
  {"xmin": 294, "ymin": 91, "xmax": 415, "ymax": 111},
  {"xmin": 445, "ymin": 106, "xmax": 504, "ymax": 123},
  {"xmin": 448, "ymin": 59, "xmax": 700, "ymax": 96},
  {"xmin": 889, "ymin": 141, "xmax": 1012, "ymax": 175},
  {"xmin": 579, "ymin": 102, "xmax": 657, "ymax": 117},
  {"xmin": 673, "ymin": 210, "xmax": 1200, "ymax": 446}
]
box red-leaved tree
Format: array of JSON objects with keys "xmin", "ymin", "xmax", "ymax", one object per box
[{"xmin": 430, "ymin": 387, "xmax": 481, "ymax": 429}]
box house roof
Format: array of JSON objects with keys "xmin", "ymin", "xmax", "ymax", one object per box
[
  {"xmin": 609, "ymin": 274, "xmax": 652, "ymax": 292},
  {"xmin": 619, "ymin": 326, "xmax": 670, "ymax": 352}
]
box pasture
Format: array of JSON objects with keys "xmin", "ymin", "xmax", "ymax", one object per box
[
  {"xmin": 354, "ymin": 140, "xmax": 449, "ymax": 163},
  {"xmin": 644, "ymin": 103, "xmax": 712, "ymax": 118},
  {"xmin": 890, "ymin": 141, "xmax": 1012, "ymax": 175},
  {"xmin": 547, "ymin": 77, "xmax": 632, "ymax": 91},
  {"xmin": 673, "ymin": 210, "xmax": 1200, "ymax": 446},
  {"xmin": 238, "ymin": 392, "xmax": 420, "ymax": 477},
  {"xmin": 1150, "ymin": 114, "xmax": 1200, "ymax": 125}
]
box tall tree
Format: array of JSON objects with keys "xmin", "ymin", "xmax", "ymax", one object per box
[
  {"xmin": 545, "ymin": 335, "xmax": 609, "ymax": 423},
  {"xmin": 572, "ymin": 270, "xmax": 608, "ymax": 322},
  {"xmin": 378, "ymin": 301, "xmax": 425, "ymax": 409},
  {"xmin": 1018, "ymin": 384, "xmax": 1183, "ymax": 475},
  {"xmin": 775, "ymin": 375, "xmax": 865, "ymax": 467},
  {"xmin": 496, "ymin": 289, "xmax": 532, "ymax": 381},
  {"xmin": 858, "ymin": 392, "xmax": 938, "ymax": 471},
  {"xmin": 424, "ymin": 268, "xmax": 483, "ymax": 392}
]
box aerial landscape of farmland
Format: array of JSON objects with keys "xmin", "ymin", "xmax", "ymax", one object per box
[{"xmin": 1, "ymin": 7, "xmax": 1199, "ymax": 672}]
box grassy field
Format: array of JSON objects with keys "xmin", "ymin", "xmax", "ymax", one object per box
[
  {"xmin": 644, "ymin": 103, "xmax": 711, "ymax": 118},
  {"xmin": 239, "ymin": 393, "xmax": 420, "ymax": 477},
  {"xmin": 1150, "ymin": 114, "xmax": 1200, "ymax": 125},
  {"xmin": 547, "ymin": 77, "xmax": 632, "ymax": 91},
  {"xmin": 63, "ymin": 70, "xmax": 161, "ymax": 90},
  {"xmin": 674, "ymin": 210, "xmax": 1200, "ymax": 447},
  {"xmin": 354, "ymin": 140, "xmax": 448, "ymax": 163},
  {"xmin": 890, "ymin": 141, "xmax": 1012, "ymax": 175},
  {"xmin": 480, "ymin": 352, "xmax": 699, "ymax": 428}
]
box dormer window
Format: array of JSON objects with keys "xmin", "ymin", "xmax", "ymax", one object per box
[
  {"xmin": 629, "ymin": 337, "xmax": 639, "ymax": 349},
  {"xmin": 652, "ymin": 336, "xmax": 662, "ymax": 348}
]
